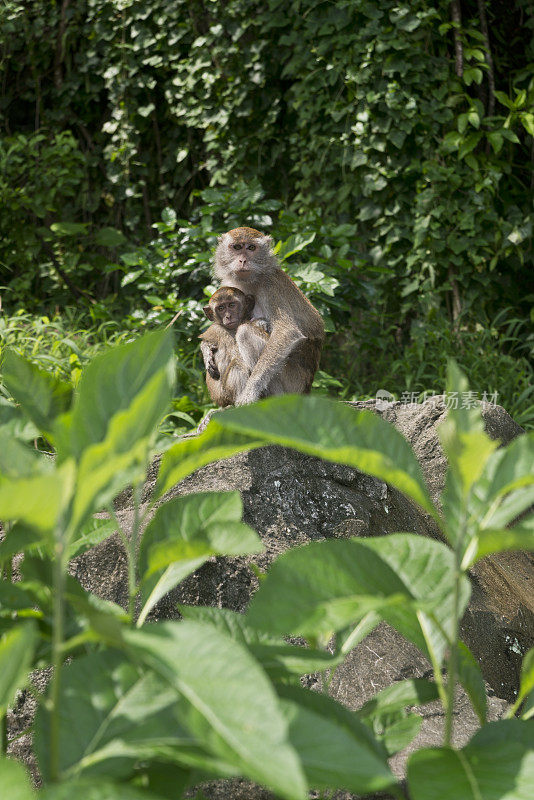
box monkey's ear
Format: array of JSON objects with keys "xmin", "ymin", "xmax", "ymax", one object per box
[
  {"xmin": 203, "ymin": 305, "xmax": 215, "ymax": 321},
  {"xmin": 244, "ymin": 294, "xmax": 255, "ymax": 319},
  {"xmin": 258, "ymin": 234, "xmax": 273, "ymax": 249}
]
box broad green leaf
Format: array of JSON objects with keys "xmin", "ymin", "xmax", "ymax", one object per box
[
  {"xmin": 157, "ymin": 397, "xmax": 437, "ymax": 520},
  {"xmin": 69, "ymin": 367, "xmax": 174, "ymax": 531},
  {"xmin": 0, "ymin": 428, "xmax": 50, "ymax": 479},
  {"xmin": 137, "ymin": 492, "xmax": 263, "ymax": 625},
  {"xmin": 464, "ymin": 519, "xmax": 534, "ymax": 568},
  {"xmin": 67, "ymin": 517, "xmax": 117, "ymax": 559},
  {"xmin": 121, "ymin": 620, "xmax": 307, "ymax": 800},
  {"xmin": 339, "ymin": 611, "xmax": 381, "ymax": 654},
  {"xmin": 40, "ymin": 778, "xmax": 166, "ymax": 799},
  {"xmin": 179, "ymin": 605, "xmax": 342, "ymax": 679},
  {"xmin": 247, "ymin": 534, "xmax": 470, "ymax": 664},
  {"xmin": 0, "ymin": 459, "xmax": 74, "ymax": 532},
  {"xmin": 0, "ymin": 581, "xmax": 36, "ymax": 614},
  {"xmin": 0, "ymin": 522, "xmax": 44, "ymax": 564},
  {"xmin": 407, "ymin": 719, "xmax": 534, "ymax": 800},
  {"xmin": 140, "ymin": 492, "xmax": 262, "ymax": 577},
  {"xmin": 480, "ymin": 433, "xmax": 534, "ymax": 507},
  {"xmin": 273, "ymin": 232, "xmax": 316, "ymax": 261},
  {"xmin": 277, "ymin": 684, "xmax": 395, "ymax": 794},
  {"xmin": 515, "ymin": 648, "xmax": 534, "ymax": 713},
  {"xmin": 50, "ymin": 221, "xmax": 88, "ymax": 236},
  {"xmin": 357, "ymin": 678, "xmax": 440, "ymax": 720},
  {"xmin": 221, "ymin": 397, "xmax": 437, "ymax": 516},
  {"xmin": 356, "ymin": 679, "xmax": 438, "ymax": 757},
  {"xmin": 373, "ymin": 712, "xmax": 423, "ymax": 756},
  {"xmin": 94, "ymin": 227, "xmax": 126, "ymax": 247},
  {"xmin": 479, "ymin": 486, "xmax": 534, "ymax": 531},
  {"xmin": 56, "ymin": 329, "xmax": 174, "ymax": 459},
  {"xmin": 456, "ymin": 641, "xmax": 487, "ymax": 724},
  {"xmin": 0, "ymin": 757, "xmax": 35, "ymax": 800},
  {"xmin": 438, "ymin": 362, "xmax": 497, "ymax": 497},
  {"xmin": 0, "ymin": 622, "xmax": 36, "ymax": 717},
  {"xmin": 155, "ymin": 422, "xmax": 262, "ymax": 499},
  {"xmin": 34, "ymin": 650, "xmax": 214, "ymax": 781},
  {"xmin": 1, "ymin": 350, "xmax": 72, "ymax": 439}
]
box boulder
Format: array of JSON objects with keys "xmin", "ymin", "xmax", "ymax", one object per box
[{"xmin": 9, "ymin": 397, "xmax": 533, "ymax": 798}]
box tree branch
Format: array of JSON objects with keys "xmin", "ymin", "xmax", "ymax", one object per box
[
  {"xmin": 451, "ymin": 1, "xmax": 463, "ymax": 78},
  {"xmin": 477, "ymin": 0, "xmax": 495, "ymax": 115}
]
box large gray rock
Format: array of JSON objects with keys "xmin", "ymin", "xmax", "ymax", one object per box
[{"xmin": 9, "ymin": 397, "xmax": 533, "ymax": 799}]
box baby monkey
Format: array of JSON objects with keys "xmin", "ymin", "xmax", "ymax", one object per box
[{"xmin": 199, "ymin": 287, "xmax": 270, "ymax": 407}]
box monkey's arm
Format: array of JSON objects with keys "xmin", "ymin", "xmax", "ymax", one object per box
[
  {"xmin": 235, "ymin": 319, "xmax": 305, "ymax": 405},
  {"xmin": 200, "ymin": 339, "xmax": 220, "ymax": 380}
]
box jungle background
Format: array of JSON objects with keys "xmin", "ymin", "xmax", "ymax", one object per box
[{"xmin": 1, "ymin": 0, "xmax": 533, "ymax": 432}]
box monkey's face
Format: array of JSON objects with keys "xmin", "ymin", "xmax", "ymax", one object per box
[
  {"xmin": 204, "ymin": 287, "xmax": 254, "ymax": 329},
  {"xmin": 214, "ymin": 227, "xmax": 274, "ymax": 282}
]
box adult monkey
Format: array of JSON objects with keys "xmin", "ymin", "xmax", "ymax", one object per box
[
  {"xmin": 214, "ymin": 227, "xmax": 324, "ymax": 405},
  {"xmin": 199, "ymin": 286, "xmax": 270, "ymax": 407}
]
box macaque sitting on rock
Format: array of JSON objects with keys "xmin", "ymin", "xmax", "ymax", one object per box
[
  {"xmin": 199, "ymin": 286, "xmax": 270, "ymax": 408},
  {"xmin": 214, "ymin": 227, "xmax": 324, "ymax": 405}
]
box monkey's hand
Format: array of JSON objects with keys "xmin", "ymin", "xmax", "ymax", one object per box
[
  {"xmin": 235, "ymin": 386, "xmax": 261, "ymax": 406},
  {"xmin": 202, "ymin": 343, "xmax": 220, "ymax": 379},
  {"xmin": 207, "ymin": 358, "xmax": 220, "ymax": 380}
]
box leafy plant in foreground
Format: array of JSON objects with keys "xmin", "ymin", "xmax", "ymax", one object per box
[{"xmin": 0, "ymin": 333, "xmax": 532, "ymax": 798}]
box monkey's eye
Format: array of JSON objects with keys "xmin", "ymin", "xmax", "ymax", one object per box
[
  {"xmin": 247, "ymin": 244, "xmax": 256, "ymax": 251},
  {"xmin": 228, "ymin": 302, "xmax": 237, "ymax": 308},
  {"xmin": 232, "ymin": 243, "xmax": 242, "ymax": 250}
]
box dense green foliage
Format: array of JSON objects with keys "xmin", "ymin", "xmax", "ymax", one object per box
[
  {"xmin": 1, "ymin": 0, "xmax": 533, "ymax": 424},
  {"xmin": 1, "ymin": 337, "xmax": 533, "ymax": 798}
]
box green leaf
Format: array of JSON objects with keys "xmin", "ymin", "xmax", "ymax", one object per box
[
  {"xmin": 179, "ymin": 605, "xmax": 342, "ymax": 679},
  {"xmin": 247, "ymin": 534, "xmax": 470, "ymax": 664},
  {"xmin": 215, "ymin": 396, "xmax": 437, "ymax": 518},
  {"xmin": 465, "ymin": 519, "xmax": 534, "ymax": 567},
  {"xmin": 34, "ymin": 650, "xmax": 204, "ymax": 781},
  {"xmin": 0, "ymin": 428, "xmax": 46, "ymax": 479},
  {"xmin": 2, "ymin": 350, "xmax": 72, "ymax": 439},
  {"xmin": 50, "ymin": 222, "xmax": 88, "ymax": 236},
  {"xmin": 516, "ymin": 648, "xmax": 534, "ymax": 711},
  {"xmin": 137, "ymin": 492, "xmax": 263, "ymax": 625},
  {"xmin": 357, "ymin": 679, "xmax": 439, "ymax": 756},
  {"xmin": 480, "ymin": 434, "xmax": 534, "ymax": 507},
  {"xmin": 456, "ymin": 641, "xmax": 487, "ymax": 724},
  {"xmin": 0, "ymin": 757, "xmax": 35, "ymax": 800},
  {"xmin": 487, "ymin": 132, "xmax": 503, "ymax": 154},
  {"xmin": 40, "ymin": 778, "xmax": 165, "ymax": 799},
  {"xmin": 277, "ymin": 684, "xmax": 395, "ymax": 794},
  {"xmin": 0, "ymin": 622, "xmax": 36, "ymax": 717},
  {"xmin": 458, "ymin": 132, "xmax": 483, "ymax": 158},
  {"xmin": 67, "ymin": 517, "xmax": 117, "ymax": 559},
  {"xmin": 121, "ymin": 620, "xmax": 307, "ymax": 799},
  {"xmin": 0, "ymin": 459, "xmax": 74, "ymax": 531},
  {"xmin": 407, "ymin": 719, "xmax": 534, "ymax": 799},
  {"xmin": 273, "ymin": 232, "xmax": 316, "ymax": 261},
  {"xmin": 357, "ymin": 679, "xmax": 440, "ymax": 720},
  {"xmin": 375, "ymin": 712, "xmax": 423, "ymax": 756},
  {"xmin": 438, "ymin": 361, "xmax": 498, "ymax": 501},
  {"xmin": 520, "ymin": 112, "xmax": 534, "ymax": 136},
  {"xmin": 0, "ymin": 522, "xmax": 45, "ymax": 564},
  {"xmin": 155, "ymin": 422, "xmax": 262, "ymax": 499},
  {"xmin": 56, "ymin": 329, "xmax": 175, "ymax": 459},
  {"xmin": 0, "ymin": 581, "xmax": 36, "ymax": 614},
  {"xmin": 94, "ymin": 227, "xmax": 127, "ymax": 247}
]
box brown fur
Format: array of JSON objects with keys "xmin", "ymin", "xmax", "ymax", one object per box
[
  {"xmin": 199, "ymin": 287, "xmax": 270, "ymax": 407},
  {"xmin": 214, "ymin": 228, "xmax": 324, "ymax": 404}
]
